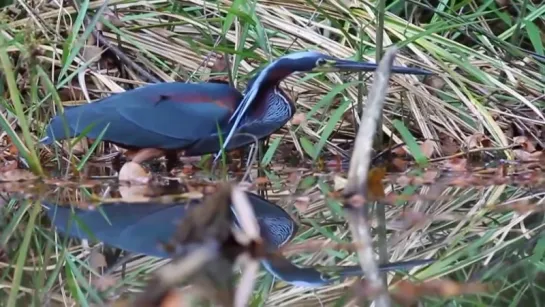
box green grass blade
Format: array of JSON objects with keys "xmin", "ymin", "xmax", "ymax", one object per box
[
  {"xmin": 58, "ymin": 1, "xmax": 106, "ymax": 81},
  {"xmin": 6, "ymin": 202, "xmax": 40, "ymax": 307},
  {"xmin": 392, "ymin": 119, "xmax": 428, "ymax": 166},
  {"xmin": 314, "ymin": 98, "xmax": 350, "ymax": 159}
]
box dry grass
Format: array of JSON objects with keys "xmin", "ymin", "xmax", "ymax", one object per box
[{"xmin": 0, "ymin": 0, "xmax": 545, "ymax": 306}]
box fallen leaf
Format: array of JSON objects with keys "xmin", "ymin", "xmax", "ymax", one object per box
[
  {"xmin": 439, "ymin": 133, "xmax": 459, "ymax": 156},
  {"xmin": 423, "ymin": 75, "xmax": 446, "ymax": 91},
  {"xmin": 182, "ymin": 164, "xmax": 194, "ymax": 175},
  {"xmin": 92, "ymin": 274, "xmax": 118, "ymax": 292},
  {"xmin": 118, "ymin": 185, "xmax": 151, "ymax": 201},
  {"xmin": 182, "ymin": 191, "xmax": 204, "ymax": 200},
  {"xmin": 513, "ymin": 136, "xmax": 536, "ymax": 152},
  {"xmin": 89, "ymin": 249, "xmax": 107, "ymax": 270},
  {"xmin": 420, "ymin": 140, "xmax": 436, "ymax": 158},
  {"xmin": 392, "ymin": 146, "xmax": 408, "ymax": 156},
  {"xmin": 254, "ymin": 177, "xmax": 269, "ymax": 185},
  {"xmin": 291, "ymin": 113, "xmax": 306, "ymax": 125},
  {"xmin": 367, "ymin": 167, "xmax": 386, "ymax": 199},
  {"xmin": 286, "ymin": 171, "xmax": 301, "ymax": 185},
  {"xmin": 334, "ymin": 175, "xmax": 347, "ymax": 191},
  {"xmin": 0, "ymin": 160, "xmax": 18, "ymax": 172},
  {"xmin": 160, "ymin": 289, "xmax": 189, "ymax": 307},
  {"xmin": 391, "ymin": 157, "xmax": 409, "ymax": 171},
  {"xmin": 81, "ymin": 45, "xmax": 103, "ymax": 63},
  {"xmin": 392, "ymin": 279, "xmax": 488, "ymax": 305},
  {"xmin": 351, "ymin": 280, "xmax": 384, "ymax": 301},
  {"xmin": 442, "ymin": 157, "xmax": 467, "ymax": 172},
  {"xmin": 104, "ymin": 8, "xmax": 124, "ymax": 27},
  {"xmin": 0, "ymin": 169, "xmax": 38, "ymax": 182},
  {"xmin": 118, "ymin": 162, "xmax": 151, "ymax": 184},
  {"xmin": 399, "ymin": 211, "xmax": 428, "ymax": 228},
  {"xmin": 466, "ymin": 133, "xmax": 491, "ymax": 149},
  {"xmin": 3, "ymin": 135, "xmax": 18, "ymax": 155},
  {"xmin": 395, "ymin": 175, "xmax": 412, "ymax": 187},
  {"xmin": 209, "ymin": 53, "xmax": 228, "ymax": 73},
  {"xmin": 421, "ymin": 170, "xmax": 439, "ymax": 184},
  {"xmin": 513, "ymin": 149, "xmax": 541, "ymax": 161},
  {"xmin": 294, "ymin": 196, "xmax": 310, "ymax": 213},
  {"xmin": 69, "ymin": 138, "xmax": 89, "ymax": 155}
]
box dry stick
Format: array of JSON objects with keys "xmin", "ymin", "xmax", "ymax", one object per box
[
  {"xmin": 343, "ymin": 47, "xmax": 400, "ymax": 307},
  {"xmin": 90, "ymin": 25, "xmax": 160, "ymax": 84},
  {"xmin": 75, "ymin": 0, "xmax": 160, "ymax": 84},
  {"xmin": 132, "ymin": 241, "xmax": 219, "ymax": 306}
]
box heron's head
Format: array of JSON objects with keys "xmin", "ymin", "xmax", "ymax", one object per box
[{"xmin": 272, "ymin": 50, "xmax": 431, "ymax": 75}]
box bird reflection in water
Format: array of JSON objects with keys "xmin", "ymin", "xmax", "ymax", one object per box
[{"xmin": 42, "ymin": 180, "xmax": 432, "ymax": 301}]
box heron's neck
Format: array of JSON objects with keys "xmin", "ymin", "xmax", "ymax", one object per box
[
  {"xmin": 241, "ymin": 62, "xmax": 296, "ymax": 121},
  {"xmin": 247, "ymin": 61, "xmax": 295, "ymax": 93}
]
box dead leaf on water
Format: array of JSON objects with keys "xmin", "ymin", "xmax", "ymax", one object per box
[
  {"xmin": 118, "ymin": 162, "xmax": 151, "ymax": 184},
  {"xmin": 182, "ymin": 190, "xmax": 204, "ymax": 200},
  {"xmin": 118, "ymin": 185, "xmax": 151, "ymax": 202},
  {"xmin": 0, "ymin": 169, "xmax": 38, "ymax": 182}
]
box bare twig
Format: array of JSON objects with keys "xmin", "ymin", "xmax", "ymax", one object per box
[
  {"xmin": 343, "ymin": 47, "xmax": 400, "ymax": 307},
  {"xmin": 234, "ymin": 257, "xmax": 260, "ymax": 307},
  {"xmin": 132, "ymin": 241, "xmax": 219, "ymax": 306},
  {"xmin": 231, "ymin": 185, "xmax": 261, "ymax": 241},
  {"xmin": 75, "ymin": 0, "xmax": 160, "ymax": 84}
]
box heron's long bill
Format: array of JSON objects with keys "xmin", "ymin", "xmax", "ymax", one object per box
[{"xmin": 318, "ymin": 59, "xmax": 432, "ymax": 75}]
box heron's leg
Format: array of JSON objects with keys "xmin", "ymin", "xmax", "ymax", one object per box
[
  {"xmin": 257, "ymin": 139, "xmax": 267, "ymax": 197},
  {"xmin": 131, "ymin": 148, "xmax": 167, "ymax": 164},
  {"xmin": 124, "ymin": 149, "xmax": 140, "ymax": 161},
  {"xmin": 112, "ymin": 154, "xmax": 124, "ymax": 172},
  {"xmin": 165, "ymin": 150, "xmax": 180, "ymax": 172}
]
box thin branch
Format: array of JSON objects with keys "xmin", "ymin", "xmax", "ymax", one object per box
[{"xmin": 344, "ymin": 47, "xmax": 400, "ymax": 307}]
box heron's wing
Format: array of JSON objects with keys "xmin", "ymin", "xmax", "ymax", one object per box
[
  {"xmin": 46, "ymin": 202, "xmax": 187, "ymax": 258},
  {"xmin": 45, "ymin": 82, "xmax": 242, "ymax": 149}
]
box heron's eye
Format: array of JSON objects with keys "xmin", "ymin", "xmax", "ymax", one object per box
[{"xmin": 316, "ymin": 58, "xmax": 327, "ymax": 66}]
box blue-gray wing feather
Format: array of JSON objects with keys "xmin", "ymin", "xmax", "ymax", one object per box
[{"xmin": 44, "ymin": 82, "xmax": 242, "ymax": 149}]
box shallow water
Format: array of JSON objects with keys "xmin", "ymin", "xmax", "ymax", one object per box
[{"xmin": 1, "ymin": 158, "xmax": 545, "ymax": 305}]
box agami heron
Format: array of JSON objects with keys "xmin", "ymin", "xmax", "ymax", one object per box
[
  {"xmin": 45, "ymin": 192, "xmax": 433, "ymax": 287},
  {"xmin": 41, "ymin": 51, "xmax": 431, "ymax": 167}
]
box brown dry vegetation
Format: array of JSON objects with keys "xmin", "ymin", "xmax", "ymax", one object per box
[{"xmin": 0, "ymin": 0, "xmax": 545, "ymax": 306}]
